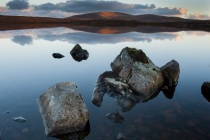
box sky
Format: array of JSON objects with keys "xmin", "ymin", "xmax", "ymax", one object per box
[{"xmin": 0, "ymin": 0, "xmax": 210, "ymax": 19}]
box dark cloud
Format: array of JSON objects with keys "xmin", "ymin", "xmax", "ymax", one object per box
[
  {"xmin": 34, "ymin": 1, "xmax": 170, "ymax": 15},
  {"xmin": 6, "ymin": 0, "xmax": 29, "ymax": 10},
  {"xmin": 12, "ymin": 35, "xmax": 32, "ymax": 46}
]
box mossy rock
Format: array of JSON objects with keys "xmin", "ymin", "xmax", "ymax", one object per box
[{"xmin": 126, "ymin": 47, "xmax": 149, "ymax": 63}]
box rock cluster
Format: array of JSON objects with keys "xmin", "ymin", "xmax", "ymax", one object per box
[{"xmin": 92, "ymin": 47, "xmax": 180, "ymax": 111}]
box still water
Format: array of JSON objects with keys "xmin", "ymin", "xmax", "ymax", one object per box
[{"xmin": 0, "ymin": 27, "xmax": 210, "ymax": 140}]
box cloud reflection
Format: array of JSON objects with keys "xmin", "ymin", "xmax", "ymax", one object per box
[
  {"xmin": 11, "ymin": 35, "xmax": 33, "ymax": 46},
  {"xmin": 0, "ymin": 27, "xmax": 209, "ymax": 46}
]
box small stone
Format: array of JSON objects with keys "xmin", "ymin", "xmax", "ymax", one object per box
[
  {"xmin": 106, "ymin": 111, "xmax": 125, "ymax": 123},
  {"xmin": 52, "ymin": 53, "xmax": 65, "ymax": 59},
  {"xmin": 12, "ymin": 116, "xmax": 26, "ymax": 123},
  {"xmin": 70, "ymin": 44, "xmax": 89, "ymax": 62},
  {"xmin": 117, "ymin": 132, "xmax": 125, "ymax": 140}
]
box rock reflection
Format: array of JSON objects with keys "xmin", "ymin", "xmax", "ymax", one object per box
[
  {"xmin": 201, "ymin": 82, "xmax": 210, "ymax": 102},
  {"xmin": 53, "ymin": 120, "xmax": 90, "ymax": 140},
  {"xmin": 92, "ymin": 47, "xmax": 180, "ymax": 111}
]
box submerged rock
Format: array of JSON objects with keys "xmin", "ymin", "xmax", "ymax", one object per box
[
  {"xmin": 111, "ymin": 47, "xmax": 164, "ymax": 99},
  {"xmin": 52, "ymin": 53, "xmax": 65, "ymax": 59},
  {"xmin": 201, "ymin": 82, "xmax": 210, "ymax": 102},
  {"xmin": 161, "ymin": 60, "xmax": 180, "ymax": 87},
  {"xmin": 37, "ymin": 82, "xmax": 89, "ymax": 137},
  {"xmin": 117, "ymin": 132, "xmax": 126, "ymax": 140},
  {"xmin": 106, "ymin": 111, "xmax": 125, "ymax": 123},
  {"xmin": 70, "ymin": 44, "xmax": 89, "ymax": 62},
  {"xmin": 12, "ymin": 116, "xmax": 26, "ymax": 123}
]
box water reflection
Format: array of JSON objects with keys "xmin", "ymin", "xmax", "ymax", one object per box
[
  {"xmin": 11, "ymin": 35, "xmax": 33, "ymax": 46},
  {"xmin": 1, "ymin": 27, "xmax": 209, "ymax": 46}
]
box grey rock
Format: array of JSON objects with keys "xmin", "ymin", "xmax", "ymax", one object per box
[
  {"xmin": 37, "ymin": 82, "xmax": 89, "ymax": 137},
  {"xmin": 106, "ymin": 111, "xmax": 125, "ymax": 123},
  {"xmin": 161, "ymin": 59, "xmax": 180, "ymax": 87},
  {"xmin": 70, "ymin": 44, "xmax": 89, "ymax": 62},
  {"xmin": 117, "ymin": 132, "xmax": 126, "ymax": 140},
  {"xmin": 12, "ymin": 116, "xmax": 26, "ymax": 123},
  {"xmin": 52, "ymin": 53, "xmax": 65, "ymax": 59},
  {"xmin": 111, "ymin": 47, "xmax": 164, "ymax": 99},
  {"xmin": 201, "ymin": 82, "xmax": 210, "ymax": 102}
]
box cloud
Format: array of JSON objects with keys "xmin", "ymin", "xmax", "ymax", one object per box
[
  {"xmin": 6, "ymin": 0, "xmax": 29, "ymax": 10},
  {"xmin": 34, "ymin": 1, "xmax": 184, "ymax": 16},
  {"xmin": 11, "ymin": 35, "xmax": 33, "ymax": 46},
  {"xmin": 188, "ymin": 13, "xmax": 210, "ymax": 20}
]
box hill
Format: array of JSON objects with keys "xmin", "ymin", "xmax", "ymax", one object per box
[{"xmin": 0, "ymin": 12, "xmax": 209, "ymax": 31}]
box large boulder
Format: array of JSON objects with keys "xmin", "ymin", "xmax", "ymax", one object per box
[
  {"xmin": 111, "ymin": 47, "xmax": 164, "ymax": 98},
  {"xmin": 161, "ymin": 60, "xmax": 180, "ymax": 87},
  {"xmin": 37, "ymin": 82, "xmax": 89, "ymax": 137},
  {"xmin": 70, "ymin": 44, "xmax": 89, "ymax": 62}
]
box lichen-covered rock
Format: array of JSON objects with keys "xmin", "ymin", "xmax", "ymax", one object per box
[
  {"xmin": 161, "ymin": 60, "xmax": 180, "ymax": 87},
  {"xmin": 92, "ymin": 71, "xmax": 138, "ymax": 111},
  {"xmin": 70, "ymin": 44, "xmax": 89, "ymax": 62},
  {"xmin": 111, "ymin": 47, "xmax": 164, "ymax": 98},
  {"xmin": 37, "ymin": 82, "xmax": 89, "ymax": 137},
  {"xmin": 201, "ymin": 82, "xmax": 210, "ymax": 102}
]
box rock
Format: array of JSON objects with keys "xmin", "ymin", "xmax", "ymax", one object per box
[
  {"xmin": 12, "ymin": 116, "xmax": 26, "ymax": 123},
  {"xmin": 161, "ymin": 60, "xmax": 180, "ymax": 87},
  {"xmin": 162, "ymin": 85, "xmax": 176, "ymax": 99},
  {"xmin": 92, "ymin": 71, "xmax": 138, "ymax": 111},
  {"xmin": 52, "ymin": 53, "xmax": 65, "ymax": 59},
  {"xmin": 117, "ymin": 132, "xmax": 126, "ymax": 140},
  {"xmin": 106, "ymin": 111, "xmax": 125, "ymax": 123},
  {"xmin": 37, "ymin": 82, "xmax": 89, "ymax": 137},
  {"xmin": 201, "ymin": 82, "xmax": 210, "ymax": 102},
  {"xmin": 111, "ymin": 47, "xmax": 164, "ymax": 99},
  {"xmin": 70, "ymin": 44, "xmax": 89, "ymax": 62}
]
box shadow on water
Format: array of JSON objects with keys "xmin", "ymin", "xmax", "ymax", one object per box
[{"xmin": 53, "ymin": 121, "xmax": 90, "ymax": 140}]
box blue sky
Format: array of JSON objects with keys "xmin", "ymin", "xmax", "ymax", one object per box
[{"xmin": 0, "ymin": 0, "xmax": 210, "ymax": 19}]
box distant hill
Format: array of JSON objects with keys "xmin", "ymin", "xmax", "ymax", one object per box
[
  {"xmin": 0, "ymin": 12, "xmax": 210, "ymax": 31},
  {"xmin": 69, "ymin": 12, "xmax": 188, "ymax": 22}
]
